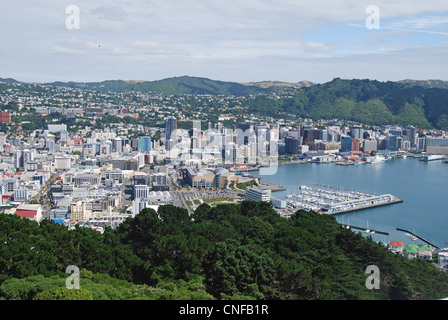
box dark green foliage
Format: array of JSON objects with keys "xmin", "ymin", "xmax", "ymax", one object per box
[
  {"xmin": 46, "ymin": 76, "xmax": 276, "ymax": 96},
  {"xmin": 1, "ymin": 203, "xmax": 448, "ymax": 300},
  {"xmin": 0, "ymin": 213, "xmax": 144, "ymax": 283},
  {"xmin": 243, "ymin": 78, "xmax": 448, "ymax": 129}
]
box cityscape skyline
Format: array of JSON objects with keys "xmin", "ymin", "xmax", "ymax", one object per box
[{"xmin": 2, "ymin": 0, "xmax": 448, "ymax": 303}]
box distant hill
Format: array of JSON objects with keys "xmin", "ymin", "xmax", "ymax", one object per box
[
  {"xmin": 3, "ymin": 75, "xmax": 448, "ymax": 129},
  {"xmin": 239, "ymin": 80, "xmax": 315, "ymax": 88},
  {"xmin": 245, "ymin": 78, "xmax": 448, "ymax": 130},
  {"xmin": 0, "ymin": 78, "xmax": 21, "ymax": 84},
  {"xmin": 398, "ymin": 79, "xmax": 448, "ymax": 90},
  {"xmin": 45, "ymin": 76, "xmax": 282, "ymax": 96}
]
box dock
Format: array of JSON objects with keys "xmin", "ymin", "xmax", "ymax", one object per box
[
  {"xmin": 341, "ymin": 224, "xmax": 389, "ymax": 235},
  {"xmin": 325, "ymin": 197, "xmax": 403, "ymax": 214},
  {"xmin": 257, "ymin": 181, "xmax": 286, "ymax": 192},
  {"xmin": 396, "ymin": 228, "xmax": 440, "ymax": 249},
  {"xmin": 287, "ymin": 184, "xmax": 403, "ymax": 215}
]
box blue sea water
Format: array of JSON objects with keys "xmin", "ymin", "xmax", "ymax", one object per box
[{"xmin": 251, "ymin": 157, "xmax": 448, "ymax": 248}]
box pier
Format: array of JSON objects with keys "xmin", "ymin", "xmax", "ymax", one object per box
[
  {"xmin": 286, "ymin": 184, "xmax": 403, "ymax": 215},
  {"xmin": 396, "ymin": 228, "xmax": 440, "ymax": 249},
  {"xmin": 341, "ymin": 224, "xmax": 389, "ymax": 235},
  {"xmin": 257, "ymin": 181, "xmax": 286, "ymax": 192},
  {"xmin": 323, "ymin": 196, "xmax": 403, "ymax": 214}
]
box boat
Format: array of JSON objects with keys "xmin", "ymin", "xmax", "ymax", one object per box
[
  {"xmin": 370, "ymin": 155, "xmax": 387, "ymax": 164},
  {"xmin": 365, "ymin": 220, "xmax": 371, "ymax": 233},
  {"xmin": 420, "ymin": 154, "xmax": 446, "ymax": 162}
]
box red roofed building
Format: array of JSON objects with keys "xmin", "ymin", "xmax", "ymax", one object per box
[
  {"xmin": 15, "ymin": 204, "xmax": 43, "ymax": 223},
  {"xmin": 389, "ymin": 241, "xmax": 404, "ymax": 253},
  {"xmin": 0, "ymin": 112, "xmax": 11, "ymax": 123}
]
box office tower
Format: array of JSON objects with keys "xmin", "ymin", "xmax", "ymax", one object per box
[
  {"xmin": 137, "ymin": 136, "xmax": 152, "ymax": 152},
  {"xmin": 236, "ymin": 122, "xmax": 253, "ymax": 146},
  {"xmin": 13, "ymin": 150, "xmax": 22, "ymax": 169},
  {"xmin": 406, "ymin": 125, "xmax": 417, "ymax": 147},
  {"xmin": 350, "ymin": 126, "xmax": 364, "ymax": 140},
  {"xmin": 165, "ymin": 139, "xmax": 175, "ymax": 152},
  {"xmin": 113, "ymin": 137, "xmax": 123, "ymax": 153},
  {"xmin": 285, "ymin": 136, "xmax": 300, "ymax": 154},
  {"xmin": 60, "ymin": 130, "xmax": 69, "ymax": 141},
  {"xmin": 340, "ymin": 135, "xmax": 352, "ymax": 152},
  {"xmin": 166, "ymin": 117, "xmax": 177, "ymax": 141}
]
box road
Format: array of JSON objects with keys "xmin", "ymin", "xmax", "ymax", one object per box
[{"xmin": 168, "ymin": 176, "xmax": 193, "ymax": 214}]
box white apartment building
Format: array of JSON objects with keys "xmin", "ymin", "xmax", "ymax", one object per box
[{"xmin": 245, "ymin": 187, "xmax": 271, "ymax": 202}]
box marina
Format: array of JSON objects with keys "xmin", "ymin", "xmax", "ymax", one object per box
[
  {"xmin": 285, "ymin": 184, "xmax": 403, "ymax": 215},
  {"xmin": 251, "ymin": 157, "xmax": 448, "ymax": 249}
]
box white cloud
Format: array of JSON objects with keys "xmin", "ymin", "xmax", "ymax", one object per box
[
  {"xmin": 1, "ymin": 0, "xmax": 448, "ymax": 82},
  {"xmin": 304, "ymin": 41, "xmax": 331, "ymax": 53}
]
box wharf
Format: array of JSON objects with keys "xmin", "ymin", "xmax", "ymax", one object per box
[
  {"xmin": 257, "ymin": 181, "xmax": 286, "ymax": 192},
  {"xmin": 341, "ymin": 224, "xmax": 389, "ymax": 235},
  {"xmin": 326, "ymin": 197, "xmax": 403, "ymax": 215},
  {"xmin": 396, "ymin": 228, "xmax": 440, "ymax": 249}
]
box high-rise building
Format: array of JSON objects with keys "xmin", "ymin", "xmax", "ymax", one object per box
[
  {"xmin": 362, "ymin": 139, "xmax": 378, "ymax": 153},
  {"xmin": 166, "ymin": 117, "xmax": 177, "ymax": 141},
  {"xmin": 285, "ymin": 136, "xmax": 300, "ymax": 154},
  {"xmin": 340, "ymin": 135, "xmax": 352, "ymax": 152},
  {"xmin": 302, "ymin": 129, "xmax": 321, "ymax": 150},
  {"xmin": 350, "ymin": 125, "xmax": 364, "ymax": 139},
  {"xmin": 351, "ymin": 139, "xmax": 361, "ymax": 152},
  {"xmin": 60, "ymin": 130, "xmax": 69, "ymax": 141},
  {"xmin": 13, "ymin": 150, "xmax": 22, "ymax": 169},
  {"xmin": 405, "ymin": 125, "xmax": 417, "ymax": 147},
  {"xmin": 137, "ymin": 136, "xmax": 152, "ymax": 152},
  {"xmin": 236, "ymin": 122, "xmax": 253, "ymax": 146},
  {"xmin": 113, "ymin": 137, "xmax": 123, "ymax": 153}
]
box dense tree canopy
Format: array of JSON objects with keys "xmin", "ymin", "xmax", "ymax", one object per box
[
  {"xmin": 1, "ymin": 202, "xmax": 447, "ymax": 300},
  {"xmin": 242, "ymin": 78, "xmax": 448, "ymax": 129}
]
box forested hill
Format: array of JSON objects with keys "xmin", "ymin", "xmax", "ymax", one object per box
[
  {"xmin": 1, "ymin": 202, "xmax": 448, "ymax": 300},
  {"xmin": 46, "ymin": 76, "xmax": 281, "ymax": 96},
  {"xmin": 398, "ymin": 79, "xmax": 448, "ymax": 90},
  {"xmin": 245, "ymin": 78, "xmax": 448, "ymax": 130},
  {"xmin": 47, "ymin": 76, "xmax": 448, "ymax": 129},
  {"xmin": 4, "ymin": 75, "xmax": 448, "ymax": 129}
]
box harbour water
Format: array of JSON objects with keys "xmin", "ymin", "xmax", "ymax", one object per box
[{"xmin": 251, "ymin": 157, "xmax": 448, "ymax": 249}]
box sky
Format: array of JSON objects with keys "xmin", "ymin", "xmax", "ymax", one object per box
[{"xmin": 1, "ymin": 0, "xmax": 448, "ymax": 84}]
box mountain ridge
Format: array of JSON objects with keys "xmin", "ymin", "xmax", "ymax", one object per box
[{"xmin": 2, "ymin": 76, "xmax": 448, "ymax": 93}]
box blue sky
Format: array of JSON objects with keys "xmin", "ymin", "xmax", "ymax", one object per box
[{"xmin": 1, "ymin": 0, "xmax": 448, "ymax": 83}]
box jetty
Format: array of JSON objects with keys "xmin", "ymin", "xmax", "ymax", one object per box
[
  {"xmin": 257, "ymin": 181, "xmax": 286, "ymax": 192},
  {"xmin": 341, "ymin": 224, "xmax": 389, "ymax": 235},
  {"xmin": 286, "ymin": 184, "xmax": 403, "ymax": 215},
  {"xmin": 396, "ymin": 228, "xmax": 440, "ymax": 249}
]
